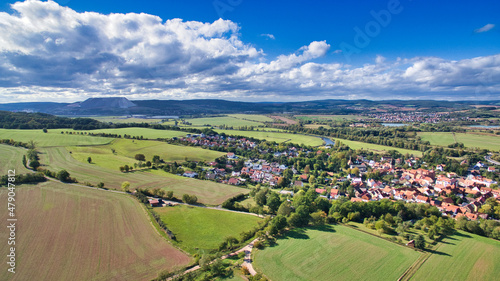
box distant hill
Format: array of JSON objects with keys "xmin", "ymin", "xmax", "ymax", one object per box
[{"xmin": 0, "ymin": 97, "xmax": 498, "ymax": 116}]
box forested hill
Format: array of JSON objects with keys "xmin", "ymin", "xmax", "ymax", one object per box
[
  {"xmin": 0, "ymin": 111, "xmax": 102, "ymax": 130},
  {"xmin": 1, "ymin": 97, "xmax": 499, "ymax": 116}
]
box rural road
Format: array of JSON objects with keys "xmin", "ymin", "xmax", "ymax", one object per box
[
  {"xmin": 168, "ymin": 238, "xmax": 259, "ymax": 280},
  {"xmin": 485, "ymin": 155, "xmax": 500, "ymax": 166}
]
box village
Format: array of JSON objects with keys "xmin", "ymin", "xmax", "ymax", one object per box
[{"xmin": 170, "ymin": 133, "xmax": 499, "ymax": 222}]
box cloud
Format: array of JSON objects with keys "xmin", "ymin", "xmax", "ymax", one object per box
[
  {"xmin": 261, "ymin": 33, "xmax": 275, "ymax": 40},
  {"xmin": 474, "ymin": 23, "xmax": 495, "ymax": 33},
  {"xmin": 0, "ymin": 1, "xmax": 499, "ymax": 103}
]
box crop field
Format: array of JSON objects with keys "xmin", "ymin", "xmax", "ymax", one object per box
[
  {"xmin": 68, "ymin": 139, "xmax": 225, "ymax": 169},
  {"xmin": 418, "ymin": 132, "xmax": 500, "ymax": 151},
  {"xmin": 39, "ymin": 147, "xmax": 248, "ymax": 205},
  {"xmin": 227, "ymin": 114, "xmax": 274, "ymax": 122},
  {"xmin": 294, "ymin": 115, "xmax": 364, "ymax": 121},
  {"xmin": 0, "ymin": 144, "xmax": 31, "ymax": 175},
  {"xmin": 409, "ymin": 231, "xmax": 500, "ymax": 281},
  {"xmin": 90, "ymin": 116, "xmax": 165, "ymax": 124},
  {"xmin": 0, "ymin": 182, "xmax": 191, "ymax": 281},
  {"xmin": 163, "ymin": 116, "xmax": 266, "ymax": 128},
  {"xmin": 253, "ymin": 225, "xmax": 421, "ymax": 281},
  {"xmin": 0, "ymin": 129, "xmax": 111, "ymax": 147},
  {"xmin": 74, "ymin": 127, "xmax": 187, "ymax": 139},
  {"xmin": 334, "ymin": 138, "xmax": 423, "ymax": 156},
  {"xmin": 155, "ymin": 205, "xmax": 262, "ymax": 254},
  {"xmin": 214, "ymin": 129, "xmax": 324, "ymax": 146}
]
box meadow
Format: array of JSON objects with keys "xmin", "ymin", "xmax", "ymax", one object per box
[
  {"xmin": 39, "ymin": 146, "xmax": 248, "ymax": 205},
  {"xmin": 166, "ymin": 116, "xmax": 265, "ymax": 127},
  {"xmin": 68, "ymin": 138, "xmax": 226, "ymax": 169},
  {"xmin": 418, "ymin": 132, "xmax": 500, "ymax": 151},
  {"xmin": 155, "ymin": 205, "xmax": 262, "ymax": 254},
  {"xmin": 0, "ymin": 129, "xmax": 111, "ymax": 147},
  {"xmin": 91, "ymin": 116, "xmax": 165, "ymax": 124},
  {"xmin": 409, "ymin": 231, "xmax": 500, "ymax": 281},
  {"xmin": 214, "ymin": 129, "xmax": 324, "ymax": 146},
  {"xmin": 253, "ymin": 225, "xmax": 421, "ymax": 281},
  {"xmin": 0, "ymin": 182, "xmax": 191, "ymax": 281},
  {"xmin": 74, "ymin": 127, "xmax": 187, "ymax": 139},
  {"xmin": 0, "ymin": 144, "xmax": 31, "ymax": 175},
  {"xmin": 294, "ymin": 115, "xmax": 364, "ymax": 121},
  {"xmin": 227, "ymin": 114, "xmax": 274, "ymax": 123},
  {"xmin": 334, "ymin": 138, "xmax": 423, "ymax": 156}
]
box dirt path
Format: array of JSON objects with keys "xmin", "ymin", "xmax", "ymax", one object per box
[{"xmin": 168, "ymin": 238, "xmax": 259, "ymax": 280}]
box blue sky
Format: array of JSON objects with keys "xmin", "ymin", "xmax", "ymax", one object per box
[{"xmin": 0, "ymin": 0, "xmax": 499, "ymax": 102}]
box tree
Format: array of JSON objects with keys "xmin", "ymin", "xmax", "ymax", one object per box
[
  {"xmin": 182, "ymin": 194, "xmax": 198, "ymax": 204},
  {"xmin": 304, "ymin": 165, "xmax": 311, "ymax": 174},
  {"xmin": 311, "ymin": 211, "xmax": 327, "ymax": 225},
  {"xmin": 277, "ymin": 201, "xmax": 292, "ymax": 216},
  {"xmin": 97, "ymin": 182, "xmax": 105, "ymax": 189},
  {"xmin": 414, "ymin": 234, "xmax": 426, "ymax": 249},
  {"xmin": 135, "ymin": 154, "xmax": 146, "ymax": 161},
  {"xmin": 255, "ymin": 189, "xmax": 268, "ymax": 206},
  {"xmin": 56, "ymin": 170, "xmax": 70, "ymax": 182},
  {"xmin": 121, "ymin": 181, "xmax": 130, "ymax": 192},
  {"xmin": 22, "ymin": 155, "xmax": 27, "ymax": 168},
  {"xmin": 224, "ymin": 236, "xmax": 239, "ymax": 250},
  {"xmin": 87, "ymin": 156, "xmax": 92, "ymax": 163},
  {"xmin": 166, "ymin": 191, "xmax": 174, "ymax": 199},
  {"xmin": 42, "ymin": 128, "xmax": 48, "ymax": 133},
  {"xmin": 29, "ymin": 159, "xmax": 40, "ymax": 170},
  {"xmin": 266, "ymin": 192, "xmax": 281, "ymax": 213}
]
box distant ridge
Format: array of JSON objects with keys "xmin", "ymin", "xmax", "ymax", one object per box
[
  {"xmin": 0, "ymin": 97, "xmax": 498, "ymax": 116},
  {"xmin": 72, "ymin": 97, "xmax": 137, "ymax": 109}
]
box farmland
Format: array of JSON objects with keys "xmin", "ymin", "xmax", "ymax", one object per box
[
  {"xmin": 253, "ymin": 225, "xmax": 421, "ymax": 281},
  {"xmin": 334, "ymin": 138, "xmax": 423, "ymax": 156},
  {"xmin": 0, "ymin": 182, "xmax": 191, "ymax": 281},
  {"xmin": 75, "ymin": 127, "xmax": 187, "ymax": 139},
  {"xmin": 214, "ymin": 129, "xmax": 324, "ymax": 146},
  {"xmin": 0, "ymin": 129, "xmax": 111, "ymax": 147},
  {"xmin": 0, "ymin": 144, "xmax": 31, "ymax": 175},
  {"xmin": 155, "ymin": 205, "xmax": 262, "ymax": 254},
  {"xmin": 167, "ymin": 116, "xmax": 265, "ymax": 127},
  {"xmin": 418, "ymin": 132, "xmax": 500, "ymax": 151},
  {"xmin": 39, "ymin": 146, "xmax": 248, "ymax": 205},
  {"xmin": 68, "ymin": 138, "xmax": 226, "ymax": 169},
  {"xmin": 409, "ymin": 231, "xmax": 500, "ymax": 281},
  {"xmin": 91, "ymin": 116, "xmax": 165, "ymax": 124},
  {"xmin": 294, "ymin": 115, "xmax": 364, "ymax": 121},
  {"xmin": 227, "ymin": 114, "xmax": 274, "ymax": 123}
]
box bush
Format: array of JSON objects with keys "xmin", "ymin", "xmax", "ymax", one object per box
[{"xmin": 182, "ymin": 194, "xmax": 198, "ymax": 204}]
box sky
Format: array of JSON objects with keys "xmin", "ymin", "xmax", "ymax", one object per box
[{"xmin": 0, "ymin": 0, "xmax": 499, "ymax": 103}]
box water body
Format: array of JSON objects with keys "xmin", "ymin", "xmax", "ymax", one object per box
[
  {"xmin": 321, "ymin": 137, "xmax": 335, "ymax": 145},
  {"xmin": 382, "ymin": 123, "xmax": 407, "ymax": 127},
  {"xmin": 469, "ymin": 125, "xmax": 500, "ymax": 129}
]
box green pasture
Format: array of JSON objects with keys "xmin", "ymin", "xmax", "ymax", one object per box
[
  {"xmin": 75, "ymin": 127, "xmax": 187, "ymax": 139},
  {"xmin": 410, "ymin": 231, "xmax": 500, "ymax": 281},
  {"xmin": 0, "ymin": 129, "xmax": 111, "ymax": 147},
  {"xmin": 155, "ymin": 205, "xmax": 262, "ymax": 254},
  {"xmin": 253, "ymin": 225, "xmax": 421, "ymax": 281},
  {"xmin": 418, "ymin": 132, "xmax": 500, "ymax": 151},
  {"xmin": 38, "ymin": 147, "xmax": 248, "ymax": 205},
  {"xmin": 334, "ymin": 138, "xmax": 423, "ymax": 156},
  {"xmin": 0, "ymin": 144, "xmax": 31, "ymax": 175}
]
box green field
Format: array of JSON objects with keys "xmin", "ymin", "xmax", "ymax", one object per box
[
  {"xmin": 39, "ymin": 146, "xmax": 248, "ymax": 205},
  {"xmin": 91, "ymin": 116, "xmax": 165, "ymax": 124},
  {"xmin": 409, "ymin": 231, "xmax": 500, "ymax": 281},
  {"xmin": 75, "ymin": 127, "xmax": 187, "ymax": 139},
  {"xmin": 418, "ymin": 132, "xmax": 500, "ymax": 151},
  {"xmin": 68, "ymin": 138, "xmax": 225, "ymax": 170},
  {"xmin": 334, "ymin": 138, "xmax": 423, "ymax": 156},
  {"xmin": 0, "ymin": 129, "xmax": 111, "ymax": 147},
  {"xmin": 0, "ymin": 144, "xmax": 31, "ymax": 175},
  {"xmin": 227, "ymin": 114, "xmax": 274, "ymax": 123},
  {"xmin": 214, "ymin": 130, "xmax": 323, "ymax": 146},
  {"xmin": 254, "ymin": 225, "xmax": 421, "ymax": 281},
  {"xmin": 0, "ymin": 182, "xmax": 191, "ymax": 281},
  {"xmin": 164, "ymin": 116, "xmax": 265, "ymax": 128},
  {"xmin": 155, "ymin": 205, "xmax": 262, "ymax": 254},
  {"xmin": 294, "ymin": 115, "xmax": 364, "ymax": 121}
]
